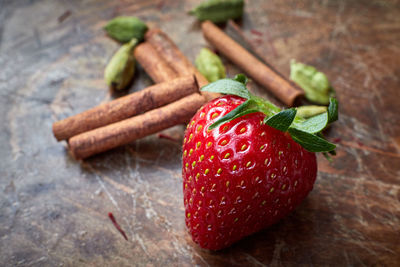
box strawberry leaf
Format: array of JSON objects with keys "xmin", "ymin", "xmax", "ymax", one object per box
[
  {"xmin": 328, "ymin": 98, "xmax": 338, "ymax": 123},
  {"xmin": 201, "ymin": 78, "xmax": 250, "ymax": 99},
  {"xmin": 292, "ymin": 98, "xmax": 337, "ymax": 134},
  {"xmin": 293, "ymin": 112, "xmax": 328, "ymax": 134},
  {"xmin": 264, "ymin": 108, "xmax": 296, "ymax": 132},
  {"xmin": 288, "ymin": 128, "xmax": 336, "ymax": 152},
  {"xmin": 209, "ymin": 99, "xmax": 258, "ymax": 130}
]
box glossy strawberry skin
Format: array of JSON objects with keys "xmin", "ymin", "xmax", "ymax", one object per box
[{"xmin": 182, "ymin": 95, "xmax": 317, "ymax": 250}]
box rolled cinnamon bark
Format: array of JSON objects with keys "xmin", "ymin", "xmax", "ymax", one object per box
[
  {"xmin": 68, "ymin": 93, "xmax": 207, "ymax": 159},
  {"xmin": 201, "ymin": 21, "xmax": 304, "ymax": 106},
  {"xmin": 145, "ymin": 29, "xmax": 208, "ymax": 86},
  {"xmin": 145, "ymin": 28, "xmax": 220, "ymax": 101},
  {"xmin": 134, "ymin": 42, "xmax": 179, "ymax": 83},
  {"xmin": 53, "ymin": 75, "xmax": 198, "ymax": 141}
]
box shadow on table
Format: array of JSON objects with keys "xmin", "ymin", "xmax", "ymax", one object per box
[{"xmin": 191, "ymin": 195, "xmax": 336, "ymax": 266}]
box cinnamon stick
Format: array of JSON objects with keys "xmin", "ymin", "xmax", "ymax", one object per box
[
  {"xmin": 145, "ymin": 29, "xmax": 208, "ymax": 86},
  {"xmin": 53, "ymin": 75, "xmax": 198, "ymax": 141},
  {"xmin": 68, "ymin": 93, "xmax": 206, "ymax": 159},
  {"xmin": 145, "ymin": 28, "xmax": 220, "ymax": 101},
  {"xmin": 201, "ymin": 21, "xmax": 304, "ymax": 106},
  {"xmin": 134, "ymin": 42, "xmax": 178, "ymax": 83}
]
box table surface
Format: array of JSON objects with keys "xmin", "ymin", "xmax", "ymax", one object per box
[{"xmin": 1, "ymin": 0, "xmax": 399, "ymax": 266}]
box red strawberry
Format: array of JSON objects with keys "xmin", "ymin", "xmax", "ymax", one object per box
[{"xmin": 182, "ymin": 95, "xmax": 317, "ymax": 250}]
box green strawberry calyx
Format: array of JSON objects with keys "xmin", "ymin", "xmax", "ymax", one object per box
[{"xmin": 201, "ymin": 74, "xmax": 339, "ymax": 158}]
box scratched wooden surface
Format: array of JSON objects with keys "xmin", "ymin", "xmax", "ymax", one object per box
[{"xmin": 1, "ymin": 0, "xmax": 399, "ymax": 266}]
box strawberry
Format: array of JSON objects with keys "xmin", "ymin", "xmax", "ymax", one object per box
[{"xmin": 182, "ymin": 75, "xmax": 338, "ymax": 250}]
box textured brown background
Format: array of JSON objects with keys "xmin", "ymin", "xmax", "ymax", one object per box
[{"xmin": 1, "ymin": 0, "xmax": 400, "ymax": 266}]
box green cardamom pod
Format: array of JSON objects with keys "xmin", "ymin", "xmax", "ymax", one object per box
[
  {"xmin": 296, "ymin": 105, "xmax": 328, "ymax": 119},
  {"xmin": 189, "ymin": 0, "xmax": 244, "ymax": 23},
  {"xmin": 195, "ymin": 48, "xmax": 226, "ymax": 82},
  {"xmin": 104, "ymin": 16, "xmax": 148, "ymax": 43},
  {"xmin": 290, "ymin": 59, "xmax": 335, "ymax": 105},
  {"xmin": 104, "ymin": 38, "xmax": 137, "ymax": 90}
]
